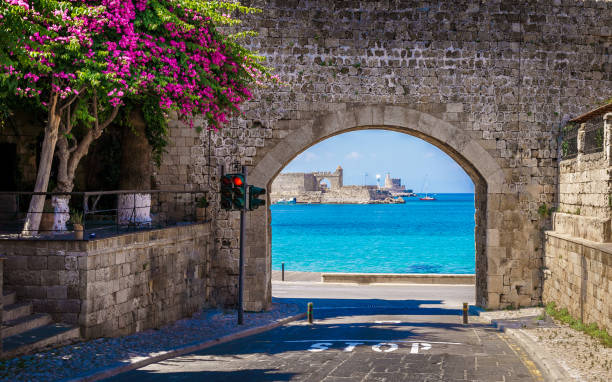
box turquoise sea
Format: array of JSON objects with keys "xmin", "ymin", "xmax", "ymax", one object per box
[{"xmin": 271, "ymin": 193, "xmax": 475, "ymax": 274}]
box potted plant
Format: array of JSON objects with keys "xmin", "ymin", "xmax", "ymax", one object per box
[
  {"xmin": 70, "ymin": 209, "xmax": 84, "ymax": 240},
  {"xmin": 39, "ymin": 200, "xmax": 55, "ymax": 233},
  {"xmin": 196, "ymin": 196, "xmax": 209, "ymax": 222}
]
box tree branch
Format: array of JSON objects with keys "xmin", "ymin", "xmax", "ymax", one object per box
[
  {"xmin": 97, "ymin": 106, "xmax": 119, "ymax": 134},
  {"xmin": 58, "ymin": 87, "xmax": 85, "ymax": 113}
]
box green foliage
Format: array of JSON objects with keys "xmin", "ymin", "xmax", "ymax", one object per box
[
  {"xmin": 538, "ymin": 203, "xmax": 554, "ymax": 218},
  {"xmin": 561, "ymin": 140, "xmax": 569, "ymax": 157},
  {"xmin": 70, "ymin": 209, "xmax": 83, "ymax": 225},
  {"xmin": 563, "ymin": 123, "xmax": 577, "ymax": 133},
  {"xmin": 546, "ymin": 302, "xmax": 612, "ymax": 347},
  {"xmin": 196, "ymin": 196, "xmax": 209, "ymax": 208},
  {"xmin": 594, "ymin": 127, "xmax": 604, "ymax": 148},
  {"xmin": 115, "ymin": 97, "xmax": 169, "ymax": 168},
  {"xmin": 142, "ymin": 97, "xmax": 169, "ymax": 167}
]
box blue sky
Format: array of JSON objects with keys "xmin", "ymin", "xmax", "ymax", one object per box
[{"xmin": 281, "ymin": 130, "xmax": 474, "ymax": 193}]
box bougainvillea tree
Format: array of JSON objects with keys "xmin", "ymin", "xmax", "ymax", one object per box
[{"xmin": 0, "ymin": 0, "xmax": 275, "ymax": 234}]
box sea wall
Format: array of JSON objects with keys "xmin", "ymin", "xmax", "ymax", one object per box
[
  {"xmin": 270, "ymin": 173, "xmax": 317, "ymax": 194},
  {"xmin": 0, "ymin": 224, "xmax": 211, "ymax": 339},
  {"xmin": 272, "ymin": 186, "xmax": 401, "ymax": 204}
]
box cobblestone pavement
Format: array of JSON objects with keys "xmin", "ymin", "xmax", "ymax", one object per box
[
  {"xmin": 0, "ymin": 303, "xmax": 300, "ymax": 382},
  {"xmin": 107, "ymin": 284, "xmax": 542, "ymax": 382}
]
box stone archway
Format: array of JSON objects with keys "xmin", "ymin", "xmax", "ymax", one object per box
[{"xmin": 244, "ymin": 105, "xmax": 508, "ymax": 311}]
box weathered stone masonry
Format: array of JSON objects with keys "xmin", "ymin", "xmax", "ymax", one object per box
[
  {"xmin": 0, "ymin": 224, "xmax": 211, "ymax": 339},
  {"xmin": 543, "ymin": 112, "xmax": 611, "ymax": 332},
  {"xmin": 155, "ymin": 0, "xmax": 612, "ymax": 311}
]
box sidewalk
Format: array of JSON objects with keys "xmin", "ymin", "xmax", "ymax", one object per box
[{"xmin": 0, "ymin": 303, "xmax": 301, "ymax": 382}]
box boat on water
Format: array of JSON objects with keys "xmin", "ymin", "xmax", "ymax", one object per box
[{"xmin": 419, "ymin": 175, "xmax": 436, "ymax": 200}]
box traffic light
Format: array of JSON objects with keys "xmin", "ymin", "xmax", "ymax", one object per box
[
  {"xmin": 248, "ymin": 186, "xmax": 266, "ymax": 210},
  {"xmin": 220, "ymin": 175, "xmax": 233, "ymax": 210},
  {"xmin": 231, "ymin": 174, "xmax": 246, "ymax": 210}
]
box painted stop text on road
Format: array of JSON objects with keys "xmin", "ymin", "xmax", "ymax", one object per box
[{"xmin": 283, "ymin": 340, "xmax": 461, "ymax": 353}]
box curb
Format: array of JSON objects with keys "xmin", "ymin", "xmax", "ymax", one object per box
[
  {"xmin": 504, "ymin": 328, "xmax": 571, "ymax": 382},
  {"xmin": 64, "ymin": 312, "xmax": 306, "ymax": 382},
  {"xmin": 483, "ymin": 318, "xmax": 572, "ymax": 382}
]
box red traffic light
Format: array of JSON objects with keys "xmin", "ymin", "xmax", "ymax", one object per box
[{"xmin": 232, "ymin": 176, "xmax": 243, "ymax": 187}]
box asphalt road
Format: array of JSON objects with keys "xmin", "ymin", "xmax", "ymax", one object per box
[{"xmin": 105, "ymin": 282, "xmax": 542, "ymax": 382}]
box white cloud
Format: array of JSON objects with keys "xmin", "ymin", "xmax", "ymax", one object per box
[{"xmin": 345, "ymin": 151, "xmax": 361, "ymax": 160}]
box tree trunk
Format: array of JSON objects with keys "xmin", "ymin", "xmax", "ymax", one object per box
[
  {"xmin": 51, "ymin": 101, "xmax": 119, "ymax": 232},
  {"xmin": 118, "ymin": 109, "xmax": 153, "ymax": 225},
  {"xmin": 21, "ymin": 94, "xmax": 61, "ymax": 236}
]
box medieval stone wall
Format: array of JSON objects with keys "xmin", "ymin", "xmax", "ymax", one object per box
[
  {"xmin": 543, "ymin": 112, "xmax": 611, "ymax": 330},
  {"xmin": 558, "ymin": 152, "xmax": 610, "ymax": 220},
  {"xmin": 0, "ymin": 224, "xmax": 211, "ymax": 338},
  {"xmin": 270, "ymin": 172, "xmax": 316, "ymax": 194},
  {"xmin": 543, "ymin": 232, "xmax": 611, "ymax": 332},
  {"xmin": 272, "ymin": 186, "xmax": 400, "ymax": 204},
  {"xmin": 155, "ymin": 0, "xmax": 612, "ymax": 310}
]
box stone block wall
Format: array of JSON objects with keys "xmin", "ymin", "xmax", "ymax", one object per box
[
  {"xmin": 557, "ymin": 151, "xmax": 610, "ymax": 219},
  {"xmin": 543, "ymin": 232, "xmax": 611, "ymax": 332},
  {"xmin": 543, "ymin": 112, "xmax": 611, "ymax": 329},
  {"xmin": 0, "ymin": 223, "xmax": 211, "ymax": 338},
  {"xmin": 153, "ymin": 0, "xmax": 612, "ymax": 310},
  {"xmin": 270, "ymin": 173, "xmax": 312, "ymax": 194}
]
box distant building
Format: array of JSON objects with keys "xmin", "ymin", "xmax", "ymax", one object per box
[
  {"xmin": 383, "ymin": 173, "xmax": 406, "ymax": 192},
  {"xmin": 270, "ymin": 166, "xmax": 404, "ymax": 204}
]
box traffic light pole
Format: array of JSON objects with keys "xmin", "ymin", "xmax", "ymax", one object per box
[{"xmin": 238, "ymin": 166, "xmax": 246, "ymax": 325}]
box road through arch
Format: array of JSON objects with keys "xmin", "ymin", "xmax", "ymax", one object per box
[{"xmin": 244, "ymin": 105, "xmax": 508, "ymax": 311}]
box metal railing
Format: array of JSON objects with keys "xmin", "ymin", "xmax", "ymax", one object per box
[
  {"xmin": 561, "ymin": 123, "xmax": 579, "ymax": 160},
  {"xmin": 561, "ymin": 103, "xmax": 610, "ymax": 160},
  {"xmin": 583, "ymin": 119, "xmax": 605, "ymax": 155},
  {"xmin": 0, "ymin": 190, "xmax": 209, "ymax": 240}
]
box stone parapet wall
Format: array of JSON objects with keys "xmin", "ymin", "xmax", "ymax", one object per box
[
  {"xmin": 0, "ymin": 224, "xmax": 211, "ymax": 339},
  {"xmin": 552, "ymin": 212, "xmax": 611, "ymax": 243},
  {"xmin": 558, "ymin": 151, "xmax": 610, "ymax": 221},
  {"xmin": 543, "ymin": 232, "xmax": 611, "ymax": 333}
]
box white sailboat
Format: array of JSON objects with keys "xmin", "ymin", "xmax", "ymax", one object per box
[{"xmin": 419, "ymin": 175, "xmax": 436, "ymax": 201}]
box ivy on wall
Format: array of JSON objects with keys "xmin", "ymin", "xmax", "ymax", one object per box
[{"xmin": 116, "ymin": 97, "xmax": 169, "ymax": 167}]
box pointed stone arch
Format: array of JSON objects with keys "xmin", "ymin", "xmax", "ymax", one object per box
[{"xmin": 244, "ymin": 105, "xmax": 508, "ymax": 311}]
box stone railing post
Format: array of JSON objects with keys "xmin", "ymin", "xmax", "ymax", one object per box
[
  {"xmin": 604, "ymin": 112, "xmax": 612, "ymax": 166},
  {"xmin": 577, "ymin": 123, "xmax": 586, "ymax": 157}
]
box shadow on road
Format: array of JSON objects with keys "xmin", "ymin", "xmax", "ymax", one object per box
[
  {"xmin": 272, "ymin": 296, "xmax": 481, "ymax": 317},
  {"xmin": 107, "ymin": 367, "xmax": 297, "ymax": 382}
]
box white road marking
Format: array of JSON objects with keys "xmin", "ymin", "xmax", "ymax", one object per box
[
  {"xmin": 372, "ymin": 343, "xmax": 398, "ymax": 352},
  {"xmin": 410, "ymin": 343, "xmax": 432, "ymax": 354},
  {"xmin": 374, "ymin": 320, "xmax": 401, "ymax": 324},
  {"xmin": 284, "ymin": 339, "xmax": 461, "ymax": 345},
  {"xmin": 343, "ymin": 342, "xmax": 364, "ymax": 352},
  {"xmin": 308, "ymin": 342, "xmax": 332, "ymax": 352}
]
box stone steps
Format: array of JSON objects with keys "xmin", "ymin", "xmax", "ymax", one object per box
[
  {"xmin": 3, "ymin": 302, "xmax": 32, "ymax": 322},
  {"xmin": 2, "ymin": 324, "xmax": 80, "ymax": 359},
  {"xmin": 3, "ymin": 290, "xmax": 15, "ymax": 306},
  {"xmin": 1, "ymin": 291, "xmax": 81, "ymax": 358},
  {"xmin": 2, "ymin": 313, "xmax": 53, "ymax": 338}
]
